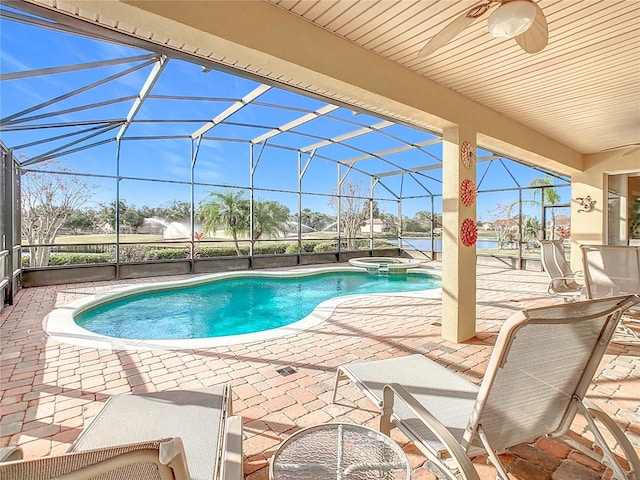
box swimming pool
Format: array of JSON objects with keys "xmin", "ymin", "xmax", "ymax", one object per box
[{"xmin": 45, "ymin": 267, "xmax": 442, "ymax": 350}]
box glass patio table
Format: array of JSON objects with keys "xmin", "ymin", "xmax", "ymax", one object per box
[{"xmin": 270, "ymin": 423, "xmax": 411, "ymax": 480}]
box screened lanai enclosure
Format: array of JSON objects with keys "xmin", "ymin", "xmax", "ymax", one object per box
[{"xmin": 0, "ymin": 2, "xmax": 573, "ymax": 304}]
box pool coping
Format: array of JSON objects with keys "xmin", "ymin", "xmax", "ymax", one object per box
[{"xmin": 43, "ymin": 265, "xmax": 443, "ymax": 351}]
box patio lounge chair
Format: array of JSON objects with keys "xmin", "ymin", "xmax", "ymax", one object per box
[
  {"xmin": 538, "ymin": 239, "xmax": 583, "ymax": 300},
  {"xmin": 332, "ymin": 295, "xmax": 640, "ymax": 480},
  {"xmin": 0, "ymin": 386, "xmax": 243, "ymax": 480},
  {"xmin": 0, "ymin": 438, "xmax": 190, "ymax": 480},
  {"xmin": 581, "ymin": 244, "xmax": 640, "ymax": 340}
]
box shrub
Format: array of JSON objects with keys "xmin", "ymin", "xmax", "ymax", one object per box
[
  {"xmin": 301, "ymin": 241, "xmax": 319, "ymax": 253},
  {"xmin": 47, "ymin": 253, "xmax": 110, "ymax": 266},
  {"xmin": 285, "ymin": 243, "xmax": 299, "ymax": 254},
  {"xmin": 198, "ymin": 246, "xmax": 248, "ymax": 257},
  {"xmin": 313, "ymin": 242, "xmax": 333, "ymax": 252},
  {"xmin": 146, "ymin": 248, "xmax": 186, "ymax": 260},
  {"xmin": 253, "ymin": 243, "xmax": 288, "ymax": 255}
]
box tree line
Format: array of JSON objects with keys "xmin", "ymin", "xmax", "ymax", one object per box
[{"xmin": 20, "ymin": 167, "xmax": 444, "ymax": 267}]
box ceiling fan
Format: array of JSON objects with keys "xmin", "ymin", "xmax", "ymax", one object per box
[{"xmin": 418, "ymin": 0, "xmax": 548, "ymax": 58}]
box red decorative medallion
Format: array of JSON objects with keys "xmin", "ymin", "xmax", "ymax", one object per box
[
  {"xmin": 460, "ymin": 218, "xmax": 478, "ymax": 247},
  {"xmin": 460, "ymin": 179, "xmax": 477, "ymax": 207}
]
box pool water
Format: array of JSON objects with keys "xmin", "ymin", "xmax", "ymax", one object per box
[{"xmin": 76, "ymin": 271, "xmax": 440, "ymax": 340}]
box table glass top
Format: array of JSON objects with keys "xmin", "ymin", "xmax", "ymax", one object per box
[{"xmin": 271, "ymin": 423, "xmax": 409, "ymax": 480}]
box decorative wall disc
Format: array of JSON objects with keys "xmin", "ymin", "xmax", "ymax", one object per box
[
  {"xmin": 460, "ymin": 179, "xmax": 477, "ymax": 207},
  {"xmin": 460, "ymin": 218, "xmax": 478, "ymax": 247},
  {"xmin": 461, "ymin": 140, "xmax": 476, "ymax": 169}
]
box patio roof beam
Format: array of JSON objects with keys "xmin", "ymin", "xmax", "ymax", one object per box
[
  {"xmin": 320, "ymin": 113, "xmax": 443, "ymax": 160},
  {"xmin": 122, "ymin": 135, "xmax": 196, "ymax": 141},
  {"xmin": 0, "ymin": 54, "xmax": 155, "ymax": 81},
  {"xmin": 1, "ymin": 58, "xmax": 158, "ymax": 125},
  {"xmin": 116, "ymin": 55, "xmax": 168, "ymax": 142},
  {"xmin": 21, "ymin": 123, "xmax": 120, "ymax": 166},
  {"xmin": 191, "ymin": 84, "xmax": 271, "ymax": 139},
  {"xmin": 133, "ymin": 119, "xmax": 230, "ymax": 124},
  {"xmin": 148, "ymin": 95, "xmax": 240, "ymax": 103},
  {"xmin": 1, "ymin": 119, "xmax": 124, "ymax": 131},
  {"xmin": 21, "ymin": 138, "xmax": 116, "ymax": 166},
  {"xmin": 376, "ymin": 152, "xmax": 501, "ymax": 180},
  {"xmin": 375, "ymin": 179, "xmax": 400, "ymax": 200},
  {"xmin": 299, "ymin": 120, "xmax": 393, "ymax": 152},
  {"xmin": 243, "ymin": 122, "xmax": 402, "ymax": 172},
  {"xmin": 251, "ymin": 104, "xmax": 339, "ymax": 144},
  {"xmin": 499, "ymin": 158, "xmax": 522, "ymax": 188},
  {"xmin": 407, "ymin": 173, "xmax": 436, "ymax": 195},
  {"xmin": 376, "ymin": 163, "xmax": 441, "ymax": 178},
  {"xmin": 12, "ymin": 123, "xmax": 120, "ymax": 150},
  {"xmin": 7, "ymin": 97, "xmax": 137, "ymax": 126},
  {"xmin": 299, "ymin": 149, "xmax": 315, "ymax": 180},
  {"xmin": 252, "ymin": 101, "xmax": 331, "ymax": 115},
  {"xmin": 343, "ymin": 138, "xmax": 442, "ymax": 165}
]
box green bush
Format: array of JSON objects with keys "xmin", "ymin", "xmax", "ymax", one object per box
[
  {"xmin": 117, "ymin": 244, "xmax": 151, "ymax": 262},
  {"xmin": 313, "ymin": 242, "xmax": 333, "ymax": 252},
  {"xmin": 48, "ymin": 253, "xmax": 110, "ymax": 266},
  {"xmin": 20, "ymin": 241, "xmax": 348, "ymax": 268},
  {"xmin": 253, "ymin": 243, "xmax": 288, "ymax": 255},
  {"xmin": 146, "ymin": 248, "xmax": 186, "ymax": 260},
  {"xmin": 198, "ymin": 246, "xmax": 248, "ymax": 257},
  {"xmin": 284, "ymin": 241, "xmax": 324, "ymax": 253},
  {"xmin": 285, "ymin": 243, "xmax": 299, "ymax": 254},
  {"xmin": 301, "ymin": 241, "xmax": 319, "ymax": 253}
]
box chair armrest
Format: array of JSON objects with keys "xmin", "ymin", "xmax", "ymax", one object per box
[
  {"xmin": 383, "ymin": 383, "xmax": 480, "ymax": 480},
  {"xmin": 0, "ymin": 446, "xmax": 23, "ymax": 463},
  {"xmin": 547, "ymin": 274, "xmax": 582, "ymax": 296},
  {"xmin": 220, "ymin": 415, "xmax": 243, "ymax": 480}
]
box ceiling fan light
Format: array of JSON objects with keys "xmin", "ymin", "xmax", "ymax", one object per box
[{"xmin": 488, "ymin": 1, "xmax": 537, "ymax": 39}]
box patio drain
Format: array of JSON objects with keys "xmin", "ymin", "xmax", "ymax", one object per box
[{"xmin": 276, "ymin": 366, "xmax": 297, "ymax": 376}]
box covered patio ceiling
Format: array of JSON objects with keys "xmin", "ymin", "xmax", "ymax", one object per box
[
  {"xmin": 7, "ymin": 0, "xmax": 639, "ymax": 174},
  {"xmin": 0, "ymin": 0, "xmax": 570, "ymax": 198}
]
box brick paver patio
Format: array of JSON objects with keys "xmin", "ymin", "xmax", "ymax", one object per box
[{"xmin": 1, "ymin": 263, "xmax": 638, "ymax": 479}]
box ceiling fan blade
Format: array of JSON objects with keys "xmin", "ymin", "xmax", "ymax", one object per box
[
  {"xmin": 515, "ymin": 1, "xmax": 548, "ymax": 53},
  {"xmin": 417, "ymin": 11, "xmax": 479, "ymax": 58}
]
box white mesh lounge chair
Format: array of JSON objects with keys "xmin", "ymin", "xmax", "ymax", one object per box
[
  {"xmin": 0, "ymin": 386, "xmax": 243, "ymax": 480},
  {"xmin": 582, "ymin": 244, "xmax": 640, "ymax": 340},
  {"xmin": 538, "ymin": 239, "xmax": 583, "ymax": 300},
  {"xmin": 332, "ymin": 295, "xmax": 640, "ymax": 480},
  {"xmin": 0, "ymin": 438, "xmax": 190, "ymax": 480}
]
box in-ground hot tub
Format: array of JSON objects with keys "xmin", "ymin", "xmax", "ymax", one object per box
[{"xmin": 348, "ymin": 257, "xmax": 425, "ymax": 274}]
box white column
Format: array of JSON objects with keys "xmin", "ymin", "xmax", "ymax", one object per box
[{"xmin": 442, "ymin": 126, "xmax": 477, "ymax": 342}]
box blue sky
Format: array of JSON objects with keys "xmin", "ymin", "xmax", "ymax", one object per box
[{"xmin": 0, "ymin": 5, "xmax": 570, "ymax": 221}]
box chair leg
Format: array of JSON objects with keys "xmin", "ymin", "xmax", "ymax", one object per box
[
  {"xmin": 477, "ymin": 427, "xmax": 510, "ymax": 480},
  {"xmin": 380, "ymin": 386, "xmax": 394, "ymax": 436},
  {"xmin": 576, "ymin": 400, "xmax": 640, "ymax": 480},
  {"xmin": 331, "ymin": 368, "xmax": 348, "ymax": 404}
]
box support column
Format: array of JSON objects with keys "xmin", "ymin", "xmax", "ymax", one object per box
[{"xmin": 442, "ymin": 126, "xmax": 477, "ymax": 342}]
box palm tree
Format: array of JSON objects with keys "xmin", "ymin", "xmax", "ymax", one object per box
[
  {"xmin": 252, "ymin": 200, "xmax": 291, "ymax": 240},
  {"xmin": 198, "ymin": 189, "xmax": 249, "ymax": 255},
  {"xmin": 521, "ymin": 215, "xmax": 541, "ymax": 249},
  {"xmin": 530, "ymin": 175, "xmax": 561, "ymax": 239}
]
